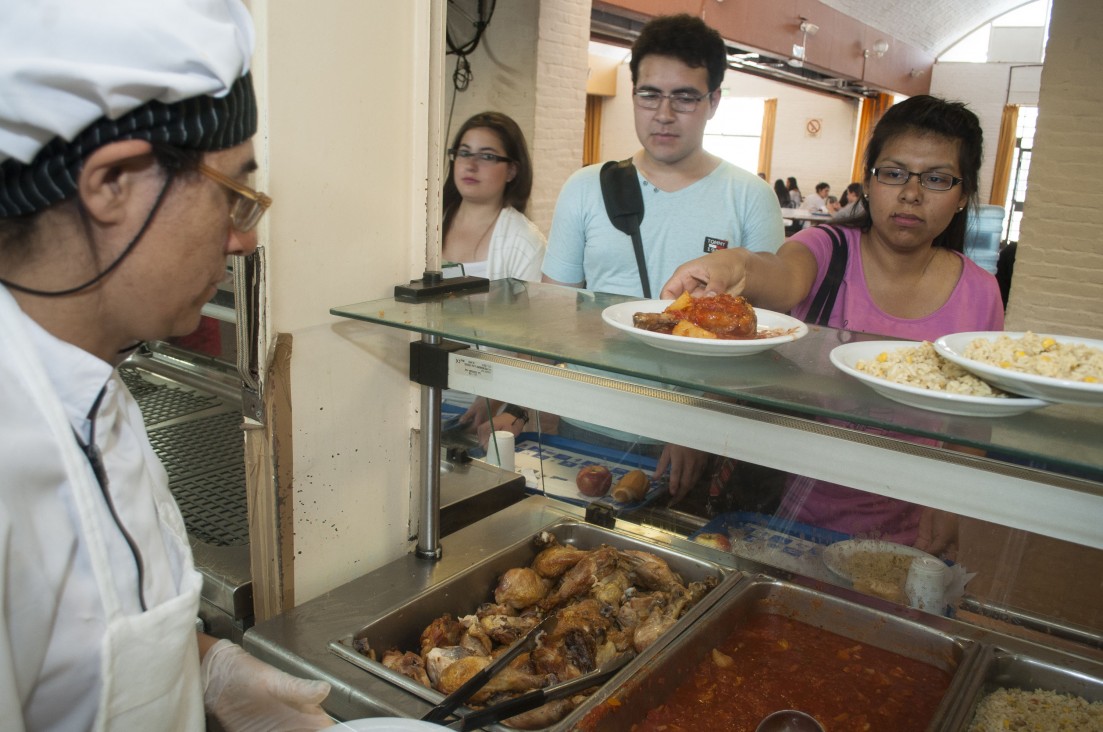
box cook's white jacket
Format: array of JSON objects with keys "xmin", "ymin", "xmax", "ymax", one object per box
[{"xmin": 0, "ymin": 285, "xmax": 204, "ymax": 730}]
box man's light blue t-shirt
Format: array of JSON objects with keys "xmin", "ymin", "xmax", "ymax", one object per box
[
  {"xmin": 541, "ymin": 158, "xmax": 784, "ymax": 445},
  {"xmin": 542, "ymin": 159, "xmax": 784, "ymax": 296}
]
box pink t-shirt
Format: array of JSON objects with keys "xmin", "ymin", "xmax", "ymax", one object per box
[
  {"xmin": 789, "ymin": 224, "xmax": 1004, "ymax": 338},
  {"xmin": 778, "ymin": 225, "xmax": 1004, "ymax": 544}
]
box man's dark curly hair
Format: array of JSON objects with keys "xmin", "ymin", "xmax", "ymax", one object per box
[{"xmin": 629, "ymin": 14, "xmax": 728, "ymax": 91}]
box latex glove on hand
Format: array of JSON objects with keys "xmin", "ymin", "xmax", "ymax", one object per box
[{"xmin": 203, "ymin": 639, "xmax": 334, "ymax": 732}]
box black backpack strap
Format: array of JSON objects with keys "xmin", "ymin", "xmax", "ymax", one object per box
[
  {"xmin": 600, "ymin": 159, "xmax": 650, "ymax": 298},
  {"xmin": 804, "ymin": 225, "xmax": 849, "ymax": 326}
]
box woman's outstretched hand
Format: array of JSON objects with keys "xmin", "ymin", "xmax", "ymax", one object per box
[{"xmin": 659, "ymin": 249, "xmax": 748, "ymax": 300}]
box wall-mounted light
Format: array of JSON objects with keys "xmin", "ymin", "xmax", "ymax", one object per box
[
  {"xmin": 790, "ymin": 18, "xmax": 819, "ymax": 69},
  {"xmin": 864, "ymin": 39, "xmax": 890, "ymax": 59}
]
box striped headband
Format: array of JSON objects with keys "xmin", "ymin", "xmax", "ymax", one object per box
[{"xmin": 0, "ymin": 73, "xmax": 256, "ymax": 218}]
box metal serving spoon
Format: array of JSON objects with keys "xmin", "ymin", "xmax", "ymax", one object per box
[{"xmin": 755, "ymin": 709, "xmax": 826, "ymax": 732}]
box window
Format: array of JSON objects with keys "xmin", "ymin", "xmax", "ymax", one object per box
[
  {"xmin": 703, "ymin": 93, "xmax": 765, "ymax": 175},
  {"xmin": 1003, "ymin": 106, "xmax": 1038, "ymax": 245}
]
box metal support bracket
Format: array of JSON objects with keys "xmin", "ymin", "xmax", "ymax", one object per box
[{"xmin": 410, "ymin": 339, "xmax": 470, "ymax": 389}]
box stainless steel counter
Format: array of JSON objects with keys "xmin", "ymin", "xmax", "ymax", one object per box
[{"xmin": 245, "ymin": 496, "xmax": 1103, "ymax": 727}]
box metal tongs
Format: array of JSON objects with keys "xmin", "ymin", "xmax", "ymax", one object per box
[
  {"xmin": 420, "ymin": 612, "xmax": 633, "ymax": 729},
  {"xmin": 421, "ymin": 614, "xmax": 558, "ymax": 725},
  {"xmin": 443, "ymin": 651, "xmax": 635, "ymax": 730}
]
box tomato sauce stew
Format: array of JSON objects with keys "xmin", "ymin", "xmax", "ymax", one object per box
[{"xmin": 634, "ymin": 613, "xmax": 952, "ymax": 732}]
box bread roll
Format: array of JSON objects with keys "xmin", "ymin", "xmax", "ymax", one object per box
[{"xmin": 611, "ymin": 469, "xmax": 649, "ymax": 502}]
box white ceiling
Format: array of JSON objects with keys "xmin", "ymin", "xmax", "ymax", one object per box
[{"xmin": 820, "ymin": 0, "xmax": 1038, "ymax": 56}]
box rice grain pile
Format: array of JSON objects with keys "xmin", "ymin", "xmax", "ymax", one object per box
[
  {"xmin": 967, "ymin": 687, "xmax": 1103, "ymax": 731},
  {"xmin": 838, "ymin": 550, "xmax": 914, "ymax": 603},
  {"xmin": 964, "ymin": 332, "xmax": 1103, "ymax": 384},
  {"xmin": 855, "ymin": 342, "xmax": 1005, "ymax": 397}
]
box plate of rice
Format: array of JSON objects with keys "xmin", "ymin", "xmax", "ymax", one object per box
[
  {"xmin": 822, "ymin": 539, "xmax": 939, "ymax": 603},
  {"xmin": 934, "ymin": 331, "xmax": 1103, "ymax": 405},
  {"xmin": 830, "ymin": 340, "xmax": 1051, "ymax": 417}
]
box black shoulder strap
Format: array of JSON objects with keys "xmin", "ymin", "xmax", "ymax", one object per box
[
  {"xmin": 600, "ymin": 159, "xmax": 651, "ymax": 298},
  {"xmin": 804, "ymin": 225, "xmax": 849, "ymax": 326}
]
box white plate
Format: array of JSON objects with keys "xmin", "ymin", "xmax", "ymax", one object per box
[
  {"xmin": 934, "ymin": 331, "xmax": 1103, "ymax": 406},
  {"xmin": 821, "ymin": 539, "xmax": 938, "ymax": 584},
  {"xmin": 601, "ymin": 299, "xmax": 808, "ymax": 357},
  {"xmin": 334, "ymin": 719, "xmax": 444, "ymax": 731},
  {"xmin": 829, "ymin": 341, "xmax": 1050, "ymax": 417}
]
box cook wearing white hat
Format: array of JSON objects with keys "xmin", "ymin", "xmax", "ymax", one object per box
[{"xmin": 0, "ymin": 1, "xmax": 332, "ymax": 730}]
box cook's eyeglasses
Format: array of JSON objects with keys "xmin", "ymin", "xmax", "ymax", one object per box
[
  {"xmin": 196, "ymin": 163, "xmax": 273, "ymax": 232},
  {"xmin": 448, "ymin": 149, "xmax": 513, "ymax": 165},
  {"xmin": 871, "ymin": 167, "xmax": 963, "ymax": 192},
  {"xmin": 633, "ymin": 89, "xmax": 713, "ymax": 113}
]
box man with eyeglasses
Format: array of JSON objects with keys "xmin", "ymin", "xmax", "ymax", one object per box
[
  {"xmin": 541, "ymin": 14, "xmax": 783, "ymax": 505},
  {"xmin": 0, "ymin": 1, "xmax": 332, "ymax": 730}
]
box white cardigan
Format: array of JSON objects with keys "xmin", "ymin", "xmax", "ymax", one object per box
[{"xmin": 483, "ymin": 206, "xmax": 547, "ymax": 281}]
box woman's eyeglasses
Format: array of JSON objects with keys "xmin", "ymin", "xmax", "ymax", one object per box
[
  {"xmin": 448, "ymin": 149, "xmax": 512, "ymax": 165},
  {"xmin": 196, "ymin": 163, "xmax": 273, "ymax": 232},
  {"xmin": 871, "ymin": 167, "xmax": 963, "ymax": 191}
]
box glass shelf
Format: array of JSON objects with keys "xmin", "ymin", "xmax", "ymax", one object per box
[{"xmin": 332, "ymin": 279, "xmax": 1103, "ymax": 483}]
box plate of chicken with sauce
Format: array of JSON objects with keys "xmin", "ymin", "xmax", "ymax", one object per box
[{"xmin": 602, "ymin": 293, "xmax": 807, "ymax": 356}]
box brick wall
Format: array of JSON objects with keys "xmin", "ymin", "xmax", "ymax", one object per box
[
  {"xmin": 1004, "ymin": 0, "xmax": 1103, "ymax": 338},
  {"xmin": 530, "ymin": 0, "xmax": 593, "ymax": 236},
  {"xmin": 443, "ymin": 2, "xmax": 539, "ymax": 159}
]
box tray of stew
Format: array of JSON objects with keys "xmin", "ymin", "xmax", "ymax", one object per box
[{"xmin": 562, "ymin": 575, "xmax": 979, "ymax": 732}]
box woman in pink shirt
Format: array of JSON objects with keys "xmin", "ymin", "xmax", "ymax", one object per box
[{"xmin": 661, "ymin": 96, "xmax": 1002, "ymax": 557}]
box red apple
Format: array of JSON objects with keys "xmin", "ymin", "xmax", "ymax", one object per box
[
  {"xmin": 694, "ymin": 533, "xmax": 732, "ymax": 552},
  {"xmin": 576, "ymin": 465, "xmax": 613, "ymax": 497}
]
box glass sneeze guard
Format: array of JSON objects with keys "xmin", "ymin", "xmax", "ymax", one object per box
[{"xmin": 332, "ymin": 279, "xmax": 1103, "ymax": 484}]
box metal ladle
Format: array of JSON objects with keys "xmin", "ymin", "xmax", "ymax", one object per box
[{"xmin": 755, "ymin": 710, "xmax": 826, "ymax": 732}]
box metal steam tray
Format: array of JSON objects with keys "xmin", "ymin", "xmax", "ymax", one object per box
[
  {"xmin": 327, "ymin": 518, "xmax": 736, "ymax": 729},
  {"xmin": 559, "ymin": 575, "xmax": 981, "ymax": 731}
]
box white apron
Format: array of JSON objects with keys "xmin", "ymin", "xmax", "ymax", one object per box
[{"xmin": 0, "ymin": 290, "xmax": 205, "ymax": 730}]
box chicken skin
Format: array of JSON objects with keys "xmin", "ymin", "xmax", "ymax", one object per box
[
  {"xmin": 668, "ymin": 293, "xmax": 757, "ymax": 338},
  {"xmin": 369, "ymin": 534, "xmax": 720, "ymax": 730},
  {"xmin": 494, "ymin": 567, "xmax": 549, "ymax": 609}
]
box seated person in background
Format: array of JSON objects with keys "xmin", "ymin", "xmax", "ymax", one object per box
[
  {"xmin": 824, "ymin": 195, "xmax": 840, "ymax": 214},
  {"xmin": 787, "ymin": 176, "xmax": 803, "ymax": 208},
  {"xmin": 802, "ymin": 181, "xmax": 831, "ymax": 212},
  {"xmin": 661, "ymin": 95, "xmax": 1003, "ymax": 556},
  {"xmin": 542, "ymin": 13, "xmax": 783, "ymax": 503},
  {"xmin": 441, "ymin": 111, "xmax": 546, "ymax": 443},
  {"xmin": 834, "ymin": 181, "xmax": 865, "ymax": 219},
  {"xmin": 774, "ymin": 178, "xmax": 791, "ymax": 208}
]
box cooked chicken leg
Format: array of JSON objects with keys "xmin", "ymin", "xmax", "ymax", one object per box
[
  {"xmin": 437, "ymin": 655, "xmax": 552, "ymax": 703},
  {"xmin": 532, "ymin": 543, "xmax": 590, "ymax": 579},
  {"xmin": 494, "ymin": 567, "xmax": 550, "ymax": 609}
]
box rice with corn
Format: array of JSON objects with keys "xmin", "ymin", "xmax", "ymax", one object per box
[
  {"xmin": 855, "ymin": 342, "xmax": 1005, "ymax": 397},
  {"xmin": 967, "ymin": 687, "xmax": 1103, "ymax": 731},
  {"xmin": 964, "ymin": 332, "xmax": 1103, "ymax": 384}
]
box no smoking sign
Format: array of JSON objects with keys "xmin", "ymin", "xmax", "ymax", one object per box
[{"xmin": 806, "ymin": 118, "xmax": 822, "ymax": 137}]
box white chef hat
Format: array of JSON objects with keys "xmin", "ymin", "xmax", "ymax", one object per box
[{"xmin": 0, "ymin": 0, "xmax": 256, "ymax": 217}]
